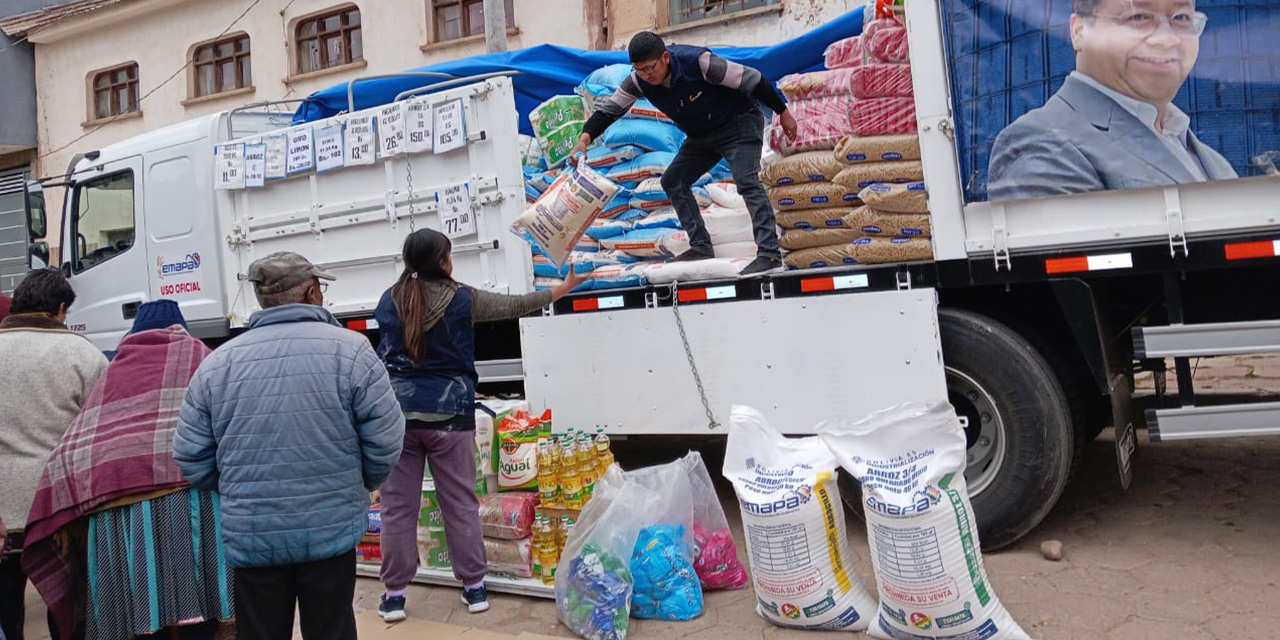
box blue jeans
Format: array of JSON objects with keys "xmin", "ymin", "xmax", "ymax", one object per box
[{"xmin": 660, "ymin": 110, "xmax": 781, "ymax": 259}]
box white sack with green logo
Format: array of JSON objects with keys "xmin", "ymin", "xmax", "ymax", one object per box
[{"xmin": 818, "ymin": 401, "xmax": 1029, "ymax": 640}]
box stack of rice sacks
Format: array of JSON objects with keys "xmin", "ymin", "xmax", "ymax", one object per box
[
  {"xmin": 770, "ymin": 13, "xmax": 933, "ymax": 269},
  {"xmin": 521, "ymin": 64, "xmax": 753, "ymax": 292}
]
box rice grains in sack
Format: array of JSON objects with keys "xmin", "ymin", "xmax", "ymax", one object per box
[
  {"xmin": 601, "ymin": 191, "xmax": 634, "ymax": 218},
  {"xmin": 633, "ymin": 209, "xmax": 682, "ymax": 230},
  {"xmin": 833, "ymin": 161, "xmax": 924, "ymax": 190},
  {"xmin": 859, "ymin": 181, "xmax": 928, "ymax": 213},
  {"xmin": 601, "ymin": 120, "xmax": 686, "ymax": 153},
  {"xmin": 643, "ymin": 257, "xmax": 751, "ymax": 284},
  {"xmin": 777, "ymin": 207, "xmax": 855, "ymax": 230},
  {"xmin": 705, "ymin": 182, "xmax": 746, "ymax": 209},
  {"xmin": 824, "ymin": 35, "xmax": 865, "ymax": 70},
  {"xmin": 681, "ymin": 451, "xmax": 748, "ymax": 590},
  {"xmin": 783, "ymin": 236, "xmax": 933, "ymax": 269},
  {"xmin": 778, "ymin": 69, "xmax": 858, "ymax": 101},
  {"xmin": 513, "ymin": 161, "xmax": 620, "ymax": 267},
  {"xmin": 599, "ymin": 228, "xmax": 676, "ymax": 258},
  {"xmin": 632, "ymin": 177, "xmax": 667, "ymax": 202},
  {"xmin": 585, "ymin": 218, "xmax": 634, "ymax": 240},
  {"xmin": 851, "ymin": 63, "xmax": 914, "ymax": 99},
  {"xmin": 530, "ymin": 95, "xmax": 588, "ymax": 140},
  {"xmin": 845, "ymin": 206, "xmax": 932, "ymax": 237},
  {"xmin": 818, "ymin": 402, "xmax": 1031, "ymax": 640},
  {"xmin": 864, "ymin": 19, "xmax": 910, "ymax": 63},
  {"xmin": 582, "ymin": 264, "xmax": 650, "ymax": 291},
  {"xmin": 768, "ymin": 182, "xmax": 858, "ymax": 211},
  {"xmin": 851, "ymin": 97, "xmax": 917, "ymax": 136},
  {"xmin": 761, "ymin": 151, "xmax": 846, "ymax": 187},
  {"xmin": 485, "ymin": 537, "xmax": 534, "ymax": 578},
  {"xmin": 479, "ymin": 492, "xmax": 539, "ymax": 539},
  {"xmin": 577, "ymin": 63, "xmax": 634, "ymax": 109},
  {"xmin": 709, "ymin": 242, "xmax": 756, "ymax": 258},
  {"xmin": 661, "ymin": 226, "xmax": 755, "ymax": 256},
  {"xmin": 575, "ymin": 236, "xmax": 601, "ymax": 253},
  {"xmin": 532, "ymin": 254, "xmax": 596, "ymax": 278},
  {"xmin": 586, "ymin": 144, "xmax": 645, "ymax": 169},
  {"xmin": 496, "ymin": 409, "xmax": 551, "ymax": 491},
  {"xmin": 543, "ymin": 121, "xmax": 588, "ymax": 168},
  {"xmin": 723, "ymin": 406, "xmax": 877, "ymax": 631},
  {"xmin": 780, "ymin": 227, "xmax": 866, "ymax": 251},
  {"xmin": 627, "ymin": 99, "xmax": 675, "ymax": 124},
  {"xmin": 835, "ymin": 134, "xmax": 921, "ymax": 164},
  {"xmin": 607, "ymin": 152, "xmax": 677, "ymax": 183}
]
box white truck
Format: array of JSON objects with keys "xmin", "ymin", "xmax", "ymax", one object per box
[{"xmin": 26, "ymin": 0, "xmax": 1280, "ymax": 554}]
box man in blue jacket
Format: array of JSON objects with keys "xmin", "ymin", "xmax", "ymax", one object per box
[
  {"xmin": 572, "ymin": 32, "xmax": 798, "ymax": 277},
  {"xmin": 175, "ymin": 252, "xmax": 405, "ymax": 640}
]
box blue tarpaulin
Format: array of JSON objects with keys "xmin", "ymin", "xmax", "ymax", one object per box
[{"xmin": 292, "ymin": 6, "xmax": 868, "ymax": 135}]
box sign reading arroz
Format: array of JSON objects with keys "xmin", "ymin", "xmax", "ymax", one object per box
[{"xmin": 215, "ymin": 77, "xmax": 533, "ymax": 326}]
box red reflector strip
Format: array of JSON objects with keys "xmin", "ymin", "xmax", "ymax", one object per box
[
  {"xmin": 801, "ymin": 274, "xmax": 870, "ymax": 292},
  {"xmin": 1224, "ymin": 239, "xmax": 1280, "ymax": 261},
  {"xmin": 677, "ymin": 285, "xmax": 736, "ymax": 303},
  {"xmin": 1045, "ymin": 253, "xmax": 1132, "ymax": 275},
  {"xmin": 572, "ymin": 296, "xmax": 623, "ymax": 312},
  {"xmin": 346, "ymin": 319, "xmax": 378, "ymax": 331}
]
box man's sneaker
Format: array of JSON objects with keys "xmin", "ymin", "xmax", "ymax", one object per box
[
  {"xmin": 461, "ymin": 586, "xmax": 490, "ymax": 613},
  {"xmin": 738, "ymin": 256, "xmax": 783, "ymax": 278},
  {"xmin": 667, "ymin": 249, "xmax": 714, "ymax": 263},
  {"xmin": 378, "ymin": 594, "xmax": 407, "ymax": 622}
]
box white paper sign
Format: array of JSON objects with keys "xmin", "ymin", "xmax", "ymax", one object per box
[
  {"xmin": 405, "ymin": 98, "xmax": 433, "ymax": 154},
  {"xmin": 315, "ymin": 123, "xmax": 345, "ymax": 172},
  {"xmin": 436, "ymin": 182, "xmax": 476, "ymax": 238},
  {"xmin": 345, "ymin": 114, "xmax": 375, "ymax": 166},
  {"xmin": 244, "ymin": 142, "xmax": 266, "ymax": 188},
  {"xmin": 215, "ymin": 143, "xmax": 245, "ymax": 190},
  {"xmin": 432, "ymin": 99, "xmax": 467, "ymax": 154},
  {"xmin": 264, "ymin": 135, "xmax": 287, "ymax": 179},
  {"xmin": 286, "ymin": 126, "xmax": 315, "ymax": 174},
  {"xmin": 378, "ymin": 103, "xmax": 406, "ymax": 158}
]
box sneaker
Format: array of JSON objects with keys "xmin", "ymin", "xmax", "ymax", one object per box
[
  {"xmin": 378, "ymin": 594, "xmax": 407, "ymax": 623},
  {"xmin": 461, "ymin": 585, "xmax": 490, "ymax": 613},
  {"xmin": 667, "ymin": 248, "xmax": 714, "ymax": 263},
  {"xmin": 738, "ymin": 256, "xmax": 783, "ymax": 278}
]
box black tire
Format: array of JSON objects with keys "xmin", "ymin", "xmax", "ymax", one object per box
[{"xmin": 938, "ymin": 308, "xmax": 1075, "ymax": 551}]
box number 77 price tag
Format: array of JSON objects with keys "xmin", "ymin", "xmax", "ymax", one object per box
[{"xmin": 436, "ymin": 182, "xmax": 476, "ymax": 239}]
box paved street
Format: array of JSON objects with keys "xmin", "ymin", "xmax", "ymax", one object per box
[{"xmin": 19, "ymin": 355, "xmax": 1280, "ymax": 640}]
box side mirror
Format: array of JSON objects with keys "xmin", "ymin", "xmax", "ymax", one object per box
[
  {"xmin": 25, "ymin": 183, "xmax": 47, "ymax": 240},
  {"xmin": 29, "ymin": 242, "xmax": 49, "ymax": 270}
]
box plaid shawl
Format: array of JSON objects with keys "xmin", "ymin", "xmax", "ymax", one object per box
[{"xmin": 21, "ymin": 326, "xmax": 212, "ymax": 639}]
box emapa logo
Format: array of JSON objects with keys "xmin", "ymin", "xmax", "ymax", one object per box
[{"xmin": 157, "ymin": 253, "xmax": 201, "ymax": 279}]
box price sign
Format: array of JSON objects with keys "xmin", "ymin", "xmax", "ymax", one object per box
[
  {"xmin": 315, "ymin": 123, "xmax": 345, "ymax": 172},
  {"xmin": 436, "ymin": 182, "xmax": 476, "ymax": 238},
  {"xmin": 215, "ymin": 143, "xmax": 245, "ymax": 190},
  {"xmin": 378, "ymin": 103, "xmax": 406, "ymax": 158},
  {"xmin": 345, "ymin": 114, "xmax": 375, "ymax": 166},
  {"xmin": 244, "ymin": 142, "xmax": 266, "ymax": 188},
  {"xmin": 286, "ymin": 125, "xmax": 314, "ymax": 174},
  {"xmin": 432, "ymin": 99, "xmax": 467, "ymax": 154},
  {"xmin": 405, "ymin": 98, "xmax": 433, "ymax": 154},
  {"xmin": 264, "ymin": 135, "xmax": 287, "ymax": 179}
]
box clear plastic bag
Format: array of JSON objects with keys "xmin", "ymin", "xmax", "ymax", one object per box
[{"xmin": 680, "ymin": 451, "xmax": 748, "ymax": 590}]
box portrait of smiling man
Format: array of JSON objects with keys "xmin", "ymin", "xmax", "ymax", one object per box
[{"xmin": 988, "ymin": 0, "xmax": 1238, "ymax": 201}]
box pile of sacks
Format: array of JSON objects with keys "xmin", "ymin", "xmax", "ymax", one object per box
[
  {"xmin": 765, "ymin": 13, "xmax": 933, "ymax": 269},
  {"xmin": 519, "ymin": 65, "xmax": 759, "ymax": 291}
]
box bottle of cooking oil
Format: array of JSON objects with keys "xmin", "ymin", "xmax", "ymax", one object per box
[
  {"xmin": 560, "ymin": 440, "xmax": 583, "ymax": 509},
  {"xmin": 538, "ymin": 516, "xmax": 558, "ymax": 585},
  {"xmin": 537, "ymin": 439, "xmax": 560, "ymax": 508},
  {"xmin": 557, "ymin": 514, "xmax": 571, "ymax": 550},
  {"xmin": 594, "ymin": 427, "xmax": 615, "ymax": 470},
  {"xmin": 531, "ymin": 515, "xmax": 546, "ymax": 581},
  {"xmin": 575, "ymin": 432, "xmax": 596, "ymax": 500}
]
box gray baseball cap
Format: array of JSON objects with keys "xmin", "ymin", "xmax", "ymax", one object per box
[{"xmin": 246, "ymin": 252, "xmax": 336, "ymax": 295}]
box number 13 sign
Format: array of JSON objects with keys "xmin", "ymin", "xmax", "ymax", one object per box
[{"xmin": 437, "ymin": 183, "xmax": 476, "ymax": 239}]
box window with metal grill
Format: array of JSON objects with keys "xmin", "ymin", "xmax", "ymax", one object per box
[
  {"xmin": 296, "ymin": 6, "xmax": 363, "ymax": 74},
  {"xmin": 91, "ymin": 63, "xmax": 139, "ymax": 120},
  {"xmin": 432, "ymin": 0, "xmax": 514, "ymax": 42},
  {"xmin": 193, "ymin": 34, "xmax": 251, "ymax": 98},
  {"xmin": 669, "ymin": 0, "xmax": 778, "ymax": 25}
]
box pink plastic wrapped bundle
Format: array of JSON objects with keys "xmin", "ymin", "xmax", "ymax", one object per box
[
  {"xmin": 851, "ymin": 63, "xmax": 914, "ymax": 99},
  {"xmin": 769, "ymin": 96, "xmax": 856, "ymax": 156},
  {"xmin": 864, "ymin": 19, "xmax": 910, "ymax": 63},
  {"xmin": 777, "ymin": 69, "xmax": 858, "ymax": 101},
  {"xmin": 851, "ymin": 97, "xmax": 917, "ymax": 136},
  {"xmin": 824, "ymin": 35, "xmax": 864, "ymax": 70},
  {"xmin": 478, "ymin": 492, "xmax": 539, "ymax": 540},
  {"xmin": 693, "ymin": 523, "xmax": 749, "ymax": 590}
]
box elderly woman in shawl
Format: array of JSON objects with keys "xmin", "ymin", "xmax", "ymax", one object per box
[{"xmin": 21, "ymin": 300, "xmax": 234, "ymax": 640}]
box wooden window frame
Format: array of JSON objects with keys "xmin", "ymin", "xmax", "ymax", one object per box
[
  {"xmin": 90, "ymin": 63, "xmax": 140, "ymax": 121},
  {"xmin": 430, "ymin": 0, "xmax": 514, "ymax": 44},
  {"xmin": 191, "ymin": 33, "xmax": 252, "ymax": 99},
  {"xmin": 295, "ymin": 5, "xmax": 363, "ymax": 75}
]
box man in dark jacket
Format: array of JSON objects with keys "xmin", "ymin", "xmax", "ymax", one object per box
[
  {"xmin": 174, "ymin": 252, "xmax": 405, "ymax": 640},
  {"xmin": 572, "ymin": 32, "xmax": 798, "ymax": 277}
]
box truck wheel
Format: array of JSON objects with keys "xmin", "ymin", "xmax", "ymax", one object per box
[{"xmin": 940, "ymin": 308, "xmax": 1074, "ymax": 550}]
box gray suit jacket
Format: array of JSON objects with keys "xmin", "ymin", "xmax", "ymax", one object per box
[{"xmin": 988, "ymin": 75, "xmax": 1237, "ymax": 201}]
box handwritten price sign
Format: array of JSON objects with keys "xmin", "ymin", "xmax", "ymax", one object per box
[
  {"xmin": 432, "ymin": 99, "xmax": 467, "ymax": 154},
  {"xmin": 345, "ymin": 114, "xmax": 375, "ymax": 166},
  {"xmin": 436, "ymin": 182, "xmax": 476, "ymax": 238},
  {"xmin": 215, "ymin": 143, "xmax": 245, "ymax": 190}
]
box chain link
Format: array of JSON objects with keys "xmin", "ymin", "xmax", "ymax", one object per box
[
  {"xmin": 670, "ymin": 283, "xmax": 720, "ymax": 430},
  {"xmin": 405, "ymin": 156, "xmax": 417, "ymax": 232}
]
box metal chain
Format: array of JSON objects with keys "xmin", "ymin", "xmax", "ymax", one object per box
[
  {"xmin": 405, "ymin": 156, "xmax": 417, "ymax": 232},
  {"xmin": 670, "ymin": 283, "xmax": 720, "ymax": 430}
]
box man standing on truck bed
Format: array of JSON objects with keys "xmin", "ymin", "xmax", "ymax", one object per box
[
  {"xmin": 572, "ymin": 32, "xmax": 798, "ymax": 277},
  {"xmin": 988, "ymin": 0, "xmax": 1237, "ymax": 201}
]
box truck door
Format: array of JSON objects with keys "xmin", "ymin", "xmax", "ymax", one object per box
[{"xmin": 63, "ymin": 156, "xmax": 149, "ymax": 351}]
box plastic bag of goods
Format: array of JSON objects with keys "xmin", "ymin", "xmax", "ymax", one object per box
[
  {"xmin": 585, "ymin": 218, "xmax": 635, "ymax": 240},
  {"xmin": 531, "ymin": 95, "xmax": 588, "ymax": 141},
  {"xmin": 846, "ymin": 206, "xmax": 932, "ymax": 237},
  {"xmin": 852, "ymin": 63, "xmax": 914, "ymax": 100},
  {"xmin": 778, "ymin": 69, "xmax": 858, "ymax": 101},
  {"xmin": 761, "ymin": 151, "xmax": 846, "ymax": 187},
  {"xmin": 556, "ymin": 465, "xmax": 649, "ymax": 640},
  {"xmin": 519, "ymin": 135, "xmax": 545, "ymax": 171},
  {"xmin": 724, "ymin": 406, "xmax": 877, "ymax": 630},
  {"xmin": 486, "ymin": 537, "xmax": 535, "ymax": 578},
  {"xmin": 780, "ymin": 227, "xmax": 866, "ymax": 251},
  {"xmin": 586, "ymin": 144, "xmax": 645, "ymax": 169},
  {"xmin": 818, "ymin": 402, "xmax": 1030, "ymax": 640},
  {"xmin": 643, "ymin": 258, "xmax": 751, "ymax": 285},
  {"xmin": 851, "ymin": 97, "xmax": 917, "ymax": 137},
  {"xmin": 581, "ymin": 264, "xmax": 650, "ymax": 291},
  {"xmin": 777, "ymin": 207, "xmax": 856, "ymax": 230},
  {"xmin": 577, "ymin": 63, "xmax": 634, "ymax": 109},
  {"xmin": 599, "ymin": 228, "xmax": 677, "ymax": 258},
  {"xmin": 601, "ymin": 120, "xmax": 686, "ymax": 153},
  {"xmin": 860, "ymin": 181, "xmax": 928, "ymax": 213},
  {"xmin": 607, "ymin": 152, "xmax": 676, "ymax": 183},
  {"xmin": 543, "ymin": 122, "xmax": 588, "ymax": 169},
  {"xmin": 679, "ymin": 451, "xmax": 748, "ymax": 590},
  {"xmin": 825, "ymin": 35, "xmax": 865, "ymax": 70},
  {"xmin": 627, "ymin": 99, "xmax": 675, "ymax": 124},
  {"xmin": 705, "ymin": 182, "xmax": 746, "ymax": 209},
  {"xmin": 600, "ymin": 191, "xmax": 634, "ymax": 218},
  {"xmin": 769, "ymin": 99, "xmax": 856, "ymax": 156},
  {"xmin": 836, "ymin": 134, "xmax": 921, "ymax": 165},
  {"xmin": 615, "ymin": 458, "xmax": 703, "ymax": 620},
  {"xmin": 496, "ymin": 409, "xmax": 552, "ymax": 491},
  {"xmin": 865, "ymin": 18, "xmax": 910, "ymax": 63},
  {"xmin": 479, "ymin": 492, "xmax": 539, "ymax": 539},
  {"xmin": 783, "ymin": 236, "xmax": 933, "ymax": 269},
  {"xmin": 417, "ymin": 527, "xmax": 450, "ymax": 569},
  {"xmin": 833, "ymin": 161, "xmax": 925, "ymax": 191},
  {"xmin": 513, "ymin": 160, "xmax": 621, "ymax": 268},
  {"xmin": 767, "ymin": 182, "xmax": 859, "ymax": 211}
]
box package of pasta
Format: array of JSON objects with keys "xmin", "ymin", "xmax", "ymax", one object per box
[
  {"xmin": 784, "ymin": 236, "xmax": 933, "ymax": 270},
  {"xmin": 864, "ymin": 18, "xmax": 910, "ymax": 63},
  {"xmin": 834, "ymin": 134, "xmax": 921, "ymax": 165},
  {"xmin": 850, "ymin": 97, "xmax": 917, "ymax": 136},
  {"xmin": 859, "ymin": 181, "xmax": 928, "ymax": 213},
  {"xmin": 768, "ymin": 97, "xmax": 856, "ymax": 156},
  {"xmin": 824, "ymin": 35, "xmax": 865, "ymax": 70},
  {"xmin": 844, "ymin": 206, "xmax": 932, "ymax": 237},
  {"xmin": 832, "ymin": 161, "xmax": 924, "ymax": 191},
  {"xmin": 850, "ymin": 63, "xmax": 914, "ymax": 100},
  {"xmin": 777, "ymin": 69, "xmax": 858, "ymax": 101},
  {"xmin": 767, "ymin": 182, "xmax": 859, "ymax": 211},
  {"xmin": 780, "ymin": 227, "xmax": 866, "ymax": 251},
  {"xmin": 760, "ymin": 151, "xmax": 846, "ymax": 187},
  {"xmin": 776, "ymin": 207, "xmax": 856, "ymax": 230}
]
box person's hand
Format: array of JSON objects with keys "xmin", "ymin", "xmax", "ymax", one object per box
[
  {"xmin": 779, "ymin": 109, "xmax": 799, "ymax": 140},
  {"xmin": 552, "ymin": 267, "xmax": 587, "ymax": 301},
  {"xmin": 370, "ymin": 490, "xmax": 381, "ymax": 505},
  {"xmin": 570, "ymin": 133, "xmax": 592, "ymax": 161}
]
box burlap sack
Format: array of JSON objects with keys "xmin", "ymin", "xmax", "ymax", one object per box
[
  {"xmin": 859, "ymin": 181, "xmax": 928, "ymax": 213},
  {"xmin": 832, "ymin": 161, "xmax": 924, "ymax": 190},
  {"xmin": 783, "ymin": 236, "xmax": 933, "ymax": 269},
  {"xmin": 780, "ymin": 227, "xmax": 866, "ymax": 251},
  {"xmin": 844, "ymin": 206, "xmax": 932, "ymax": 237},
  {"xmin": 760, "ymin": 151, "xmax": 846, "ymax": 187},
  {"xmin": 766, "ymin": 182, "xmax": 859, "ymax": 211},
  {"xmin": 834, "ymin": 134, "xmax": 921, "ymax": 165},
  {"xmin": 776, "ymin": 207, "xmax": 856, "ymax": 230}
]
